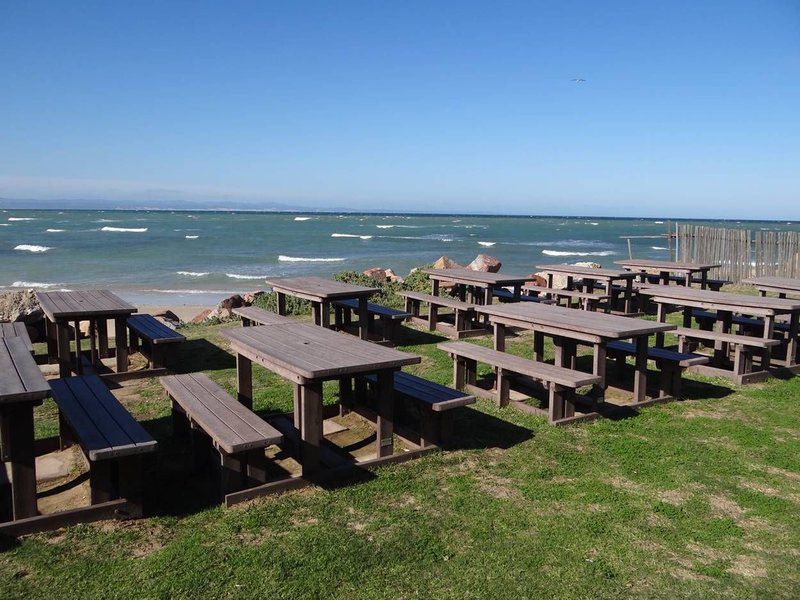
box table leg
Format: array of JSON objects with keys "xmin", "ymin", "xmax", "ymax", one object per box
[
  {"xmin": 633, "ymin": 335, "xmax": 648, "ymax": 403},
  {"xmin": 660, "ymin": 271, "xmax": 668, "ymax": 285},
  {"xmin": 293, "ymin": 384, "xmax": 302, "ymax": 428},
  {"xmin": 432, "ymin": 279, "xmax": 440, "ymax": 297},
  {"xmin": 715, "ymin": 310, "xmax": 732, "ymax": 364},
  {"xmin": 311, "ymin": 302, "xmax": 321, "ymax": 326},
  {"xmin": 73, "ymin": 320, "xmax": 83, "ymax": 374},
  {"xmin": 89, "ymin": 320, "xmax": 98, "ymax": 366},
  {"xmin": 320, "ymin": 301, "xmax": 331, "ymax": 328},
  {"xmin": 655, "ymin": 303, "xmax": 668, "ymax": 347},
  {"xmin": 624, "ymin": 278, "xmax": 633, "ymax": 314},
  {"xmin": 276, "ymin": 292, "xmax": 287, "ymax": 315},
  {"xmin": 553, "ymin": 336, "xmax": 566, "ymax": 367},
  {"xmin": 762, "ymin": 314, "xmax": 775, "ymax": 370},
  {"xmin": 484, "ymin": 286, "xmax": 493, "ymax": 306},
  {"xmin": 700, "ymin": 270, "xmax": 708, "ymax": 289},
  {"xmin": 97, "ymin": 318, "xmax": 109, "ymax": 358},
  {"xmin": 236, "ymin": 353, "xmax": 253, "ymax": 409},
  {"xmin": 1, "ymin": 404, "xmax": 38, "ymax": 520},
  {"xmin": 358, "ymin": 297, "xmax": 369, "ymax": 340},
  {"xmin": 682, "ymin": 306, "xmax": 693, "ymax": 328},
  {"xmin": 114, "ymin": 317, "xmax": 128, "ymax": 373},
  {"xmin": 56, "ymin": 321, "xmax": 72, "ymax": 378},
  {"xmin": 592, "ymin": 343, "xmax": 607, "ymax": 402},
  {"xmin": 684, "ymin": 272, "xmax": 692, "ymax": 287},
  {"xmin": 786, "ymin": 313, "xmax": 799, "ymax": 367},
  {"xmin": 513, "ymin": 284, "xmax": 521, "ymax": 300},
  {"xmin": 45, "ymin": 318, "xmax": 58, "ymax": 363},
  {"xmin": 493, "ymin": 323, "xmax": 506, "ymax": 351},
  {"xmin": 300, "ymin": 381, "xmax": 323, "ymax": 476},
  {"xmin": 533, "ymin": 331, "xmax": 544, "ymax": 362},
  {"xmin": 375, "ymin": 370, "xmax": 394, "ymax": 458}
]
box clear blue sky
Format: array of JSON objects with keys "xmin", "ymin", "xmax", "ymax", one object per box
[{"xmin": 1, "ymin": 1, "xmax": 798, "ymax": 218}]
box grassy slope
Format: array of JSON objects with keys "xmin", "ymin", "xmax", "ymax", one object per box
[{"xmin": 2, "ymin": 316, "xmax": 800, "ymax": 599}]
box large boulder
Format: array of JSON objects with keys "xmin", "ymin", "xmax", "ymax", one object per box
[
  {"xmin": 191, "ymin": 308, "xmax": 214, "ymax": 324},
  {"xmin": 524, "ymin": 274, "xmax": 549, "ymax": 288},
  {"xmin": 467, "ymin": 254, "xmax": 502, "ymax": 273},
  {"xmin": 432, "ymin": 256, "xmax": 463, "ymax": 270},
  {"xmin": 363, "ymin": 267, "xmax": 387, "ymax": 283},
  {"xmin": 0, "ymin": 290, "xmax": 43, "ymax": 324},
  {"xmin": 384, "ymin": 268, "xmax": 403, "ymax": 283},
  {"xmin": 217, "ymin": 294, "xmax": 245, "ymax": 318}
]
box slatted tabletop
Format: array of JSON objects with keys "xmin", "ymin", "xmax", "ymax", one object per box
[
  {"xmin": 0, "ymin": 337, "xmax": 51, "ymax": 404},
  {"xmin": 535, "ymin": 264, "xmax": 638, "ymax": 280},
  {"xmin": 422, "ymin": 269, "xmax": 537, "ymax": 287},
  {"xmin": 742, "ymin": 276, "xmax": 800, "ymax": 296},
  {"xmin": 0, "ymin": 322, "xmax": 33, "ymax": 353},
  {"xmin": 265, "ymin": 276, "xmax": 378, "ymax": 301},
  {"xmin": 222, "ymin": 322, "xmax": 420, "ymax": 380},
  {"xmin": 36, "ymin": 290, "xmax": 137, "ymax": 320},
  {"xmin": 615, "ymin": 259, "xmax": 720, "ymax": 274},
  {"xmin": 474, "ymin": 301, "xmax": 675, "ymax": 339},
  {"xmin": 639, "ymin": 285, "xmax": 800, "ymax": 315}
]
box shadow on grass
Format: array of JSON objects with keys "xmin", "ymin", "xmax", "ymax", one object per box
[{"xmin": 171, "ymin": 338, "xmax": 235, "ymax": 374}]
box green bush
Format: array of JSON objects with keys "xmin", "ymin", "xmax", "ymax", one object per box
[
  {"xmin": 253, "ymin": 291, "xmax": 312, "ymax": 315},
  {"xmin": 333, "ymin": 265, "xmax": 433, "ymax": 309}
]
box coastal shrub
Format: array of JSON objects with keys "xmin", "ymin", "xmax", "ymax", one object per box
[
  {"xmin": 253, "ymin": 291, "xmax": 312, "ymax": 315},
  {"xmin": 402, "ymin": 265, "xmax": 433, "ymax": 294},
  {"xmin": 333, "ymin": 271, "xmax": 405, "ymax": 309}
]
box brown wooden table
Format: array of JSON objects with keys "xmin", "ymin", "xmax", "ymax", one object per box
[
  {"xmin": 36, "ymin": 290, "xmax": 137, "ymax": 378},
  {"xmin": 221, "ymin": 323, "xmax": 421, "ymax": 497},
  {"xmin": 0, "ymin": 322, "xmax": 33, "ymax": 354},
  {"xmin": 422, "ymin": 268, "xmax": 537, "ymax": 305},
  {"xmin": 266, "ymin": 276, "xmax": 378, "ymax": 339},
  {"xmin": 742, "ymin": 276, "xmax": 800, "ymax": 298},
  {"xmin": 616, "ymin": 259, "xmax": 721, "ymax": 288},
  {"xmin": 535, "ymin": 264, "xmax": 639, "ymax": 313},
  {"xmin": 0, "ymin": 337, "xmax": 51, "ymax": 522},
  {"xmin": 639, "ymin": 285, "xmax": 800, "ymax": 378},
  {"xmin": 474, "ymin": 302, "xmax": 675, "ymax": 404}
]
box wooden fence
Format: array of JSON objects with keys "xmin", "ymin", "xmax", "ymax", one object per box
[{"xmin": 676, "ymin": 225, "xmax": 800, "ymax": 282}]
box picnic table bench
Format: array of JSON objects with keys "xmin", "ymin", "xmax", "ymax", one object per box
[
  {"xmin": 606, "ymin": 341, "xmax": 709, "ymax": 398},
  {"xmin": 399, "ymin": 290, "xmax": 482, "ymax": 338},
  {"xmin": 615, "ymin": 259, "xmax": 721, "ymax": 289},
  {"xmin": 0, "ymin": 322, "xmax": 33, "ymax": 353},
  {"xmin": 523, "ymin": 286, "xmax": 611, "ymax": 311},
  {"xmin": 127, "ymin": 314, "xmax": 185, "ymax": 371},
  {"xmin": 233, "ymin": 306, "xmax": 295, "ymax": 326},
  {"xmin": 161, "ymin": 373, "xmax": 283, "ymax": 497},
  {"xmin": 50, "ymin": 375, "xmax": 157, "ymax": 516},
  {"xmin": 333, "ymin": 299, "xmax": 410, "ymax": 342},
  {"xmin": 535, "ymin": 264, "xmax": 639, "ymax": 314},
  {"xmin": 742, "ymin": 276, "xmax": 800, "ymax": 298},
  {"xmin": 439, "ymin": 341, "xmax": 602, "ymax": 425},
  {"xmin": 360, "ymin": 371, "xmax": 475, "ymax": 446}
]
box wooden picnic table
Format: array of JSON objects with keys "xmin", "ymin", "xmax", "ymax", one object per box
[
  {"xmin": 266, "ymin": 276, "xmax": 378, "ymax": 339},
  {"xmin": 742, "ymin": 276, "xmax": 800, "ymax": 299},
  {"xmin": 36, "ymin": 290, "xmax": 138, "ymax": 378},
  {"xmin": 638, "ymin": 284, "xmax": 800, "ymax": 378},
  {"xmin": 0, "ymin": 337, "xmax": 51, "ymax": 522},
  {"xmin": 0, "ymin": 322, "xmax": 33, "ymax": 354},
  {"xmin": 616, "ymin": 259, "xmax": 720, "ymax": 288},
  {"xmin": 535, "ymin": 264, "xmax": 639, "ymax": 313},
  {"xmin": 474, "ymin": 302, "xmax": 675, "ymax": 404},
  {"xmin": 422, "ymin": 269, "xmax": 537, "ymax": 305},
  {"xmin": 222, "ymin": 323, "xmax": 420, "ymax": 487}
]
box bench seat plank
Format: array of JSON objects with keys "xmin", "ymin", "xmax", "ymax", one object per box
[
  {"xmin": 161, "ymin": 373, "xmax": 282, "ymax": 454},
  {"xmin": 438, "ymin": 341, "xmax": 601, "ymax": 388},
  {"xmin": 606, "ymin": 341, "xmax": 709, "ymax": 367},
  {"xmin": 232, "ymin": 306, "xmax": 295, "ymax": 325},
  {"xmin": 674, "ymin": 327, "xmax": 780, "ymax": 348},
  {"xmin": 50, "ymin": 375, "xmax": 157, "ymax": 461},
  {"xmin": 692, "ymin": 309, "xmax": 791, "ymax": 333},
  {"xmin": 365, "ymin": 372, "xmax": 475, "ymax": 411},
  {"xmin": 127, "ymin": 314, "xmax": 186, "ymax": 344},
  {"xmin": 399, "ymin": 291, "xmax": 475, "ymax": 311},
  {"xmin": 333, "ymin": 298, "xmax": 410, "ymax": 320}
]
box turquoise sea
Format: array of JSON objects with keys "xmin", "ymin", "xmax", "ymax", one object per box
[{"xmin": 3, "ymin": 209, "xmax": 799, "ymax": 306}]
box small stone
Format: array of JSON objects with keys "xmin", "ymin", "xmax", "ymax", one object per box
[{"xmin": 363, "ymin": 268, "xmax": 387, "ymax": 283}]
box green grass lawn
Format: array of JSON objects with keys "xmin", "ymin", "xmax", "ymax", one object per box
[{"xmin": 2, "ymin": 317, "xmax": 800, "ymax": 598}]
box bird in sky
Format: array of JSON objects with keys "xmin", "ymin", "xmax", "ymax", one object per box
[{"xmin": 572, "ymin": 77, "xmax": 586, "ymax": 83}]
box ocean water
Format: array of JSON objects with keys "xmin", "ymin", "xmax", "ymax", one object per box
[{"xmin": 3, "ymin": 208, "xmax": 799, "ymax": 306}]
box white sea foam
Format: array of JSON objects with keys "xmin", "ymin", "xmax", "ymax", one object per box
[
  {"xmin": 478, "ymin": 241, "xmax": 496, "ymax": 247},
  {"xmin": 11, "ymin": 281, "xmax": 61, "ymax": 288},
  {"xmin": 225, "ymin": 273, "xmax": 267, "ymax": 280},
  {"xmin": 46, "ymin": 228, "xmax": 65, "ymax": 232},
  {"xmin": 376, "ymin": 225, "xmax": 394, "ymax": 229},
  {"xmin": 8, "ymin": 217, "xmax": 36, "ymax": 221},
  {"xmin": 185, "ymin": 235, "xmax": 199, "ymax": 239},
  {"xmin": 101, "ymin": 226, "xmax": 148, "ymax": 233},
  {"xmin": 176, "ymin": 271, "xmax": 210, "ymax": 277},
  {"xmin": 541, "ymin": 250, "xmax": 615, "ymax": 257},
  {"xmin": 95, "ymin": 218, "xmax": 120, "ymax": 223},
  {"xmin": 278, "ymin": 255, "xmax": 345, "ymax": 262},
  {"xmin": 654, "ymin": 220, "xmax": 664, "ymax": 224},
  {"xmin": 651, "ymin": 246, "xmax": 668, "ymax": 250},
  {"xmin": 294, "ymin": 217, "xmax": 311, "ymax": 221},
  {"xmin": 331, "ymin": 233, "xmax": 373, "ymax": 240},
  {"xmin": 0, "ymin": 224, "xmax": 9, "ymax": 226},
  {"xmin": 588, "ymin": 222, "xmax": 599, "ymax": 226},
  {"xmin": 14, "ymin": 244, "xmax": 52, "ymax": 253}
]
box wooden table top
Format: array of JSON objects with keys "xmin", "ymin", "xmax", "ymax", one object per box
[
  {"xmin": 0, "ymin": 337, "xmax": 51, "ymax": 404},
  {"xmin": 474, "ymin": 302, "xmax": 674, "ymax": 339},
  {"xmin": 422, "ymin": 269, "xmax": 536, "ymax": 287},
  {"xmin": 266, "ymin": 276, "xmax": 378, "ymax": 300},
  {"xmin": 222, "ymin": 323, "xmax": 420, "ymax": 380},
  {"xmin": 615, "ymin": 259, "xmax": 720, "ymax": 273},
  {"xmin": 639, "ymin": 285, "xmax": 800, "ymax": 313},
  {"xmin": 742, "ymin": 276, "xmax": 800, "ymax": 294},
  {"xmin": 535, "ymin": 264, "xmax": 638, "ymax": 280},
  {"xmin": 36, "ymin": 290, "xmax": 137, "ymax": 321},
  {"xmin": 0, "ymin": 322, "xmax": 33, "ymax": 353}
]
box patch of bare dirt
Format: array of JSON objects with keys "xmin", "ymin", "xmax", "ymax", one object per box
[
  {"xmin": 708, "ymin": 494, "xmax": 746, "ymax": 519},
  {"xmin": 728, "ymin": 555, "xmax": 768, "ymax": 578}
]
